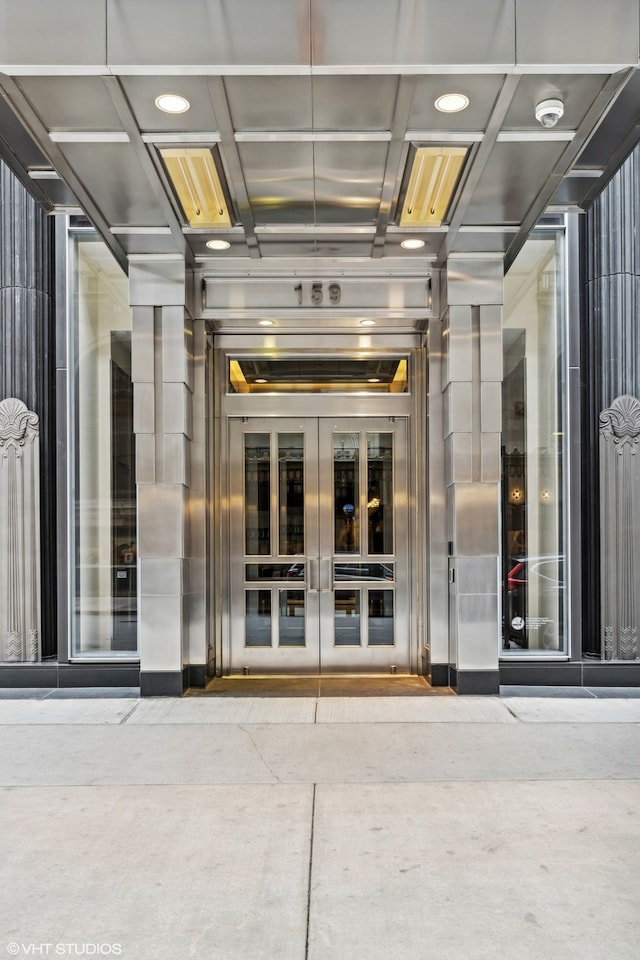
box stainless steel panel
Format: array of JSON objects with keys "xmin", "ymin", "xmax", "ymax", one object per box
[
  {"xmin": 162, "ymin": 307, "xmax": 192, "ymax": 386},
  {"xmin": 120, "ymin": 76, "xmax": 219, "ymax": 134},
  {"xmin": 452, "ymin": 483, "xmax": 499, "ymax": 556},
  {"xmin": 444, "ymin": 305, "xmax": 473, "ymax": 385},
  {"xmin": 314, "ymin": 141, "xmax": 387, "ymax": 225},
  {"xmin": 107, "ymin": 0, "xmax": 309, "ymax": 67},
  {"xmin": 578, "ymin": 70, "xmax": 640, "ymax": 171},
  {"xmin": 163, "ymin": 383, "xmax": 193, "ymax": 438},
  {"xmin": 163, "ymin": 433, "xmax": 190, "ymax": 486},
  {"xmin": 131, "ymin": 306, "xmax": 155, "ymax": 383},
  {"xmin": 16, "ymin": 77, "xmax": 122, "ymax": 132},
  {"xmin": 465, "ymin": 141, "xmax": 567, "ymax": 225},
  {"xmin": 480, "ymin": 432, "xmax": 501, "ymax": 483},
  {"xmin": 479, "ymin": 304, "xmax": 502, "ymax": 382},
  {"xmin": 0, "ymin": 97, "xmax": 49, "ymax": 171},
  {"xmin": 138, "ymin": 594, "xmax": 183, "ymax": 670},
  {"xmin": 502, "ymin": 75, "xmax": 607, "ymax": 132},
  {"xmin": 408, "ymin": 75, "xmax": 504, "ymax": 131},
  {"xmin": 455, "ymin": 556, "xmax": 498, "ymax": 596},
  {"xmin": 135, "ymin": 433, "xmax": 156, "ymax": 483},
  {"xmin": 0, "ymin": 0, "xmax": 107, "ymax": 65},
  {"xmin": 455, "ymin": 592, "xmax": 499, "ymax": 670},
  {"xmin": 445, "ymin": 433, "xmax": 472, "ymax": 486},
  {"xmin": 312, "ymin": 77, "xmax": 398, "ymax": 131},
  {"xmin": 239, "ymin": 141, "xmax": 315, "ymax": 225},
  {"xmin": 480, "ymin": 381, "xmax": 501, "ymax": 433},
  {"xmin": 129, "ymin": 260, "xmax": 187, "ymax": 307},
  {"xmin": 314, "ymin": 0, "xmax": 515, "ymax": 67},
  {"xmin": 225, "ymin": 77, "xmax": 312, "ymax": 132},
  {"xmin": 133, "ymin": 382, "xmax": 155, "ymax": 435},
  {"xmin": 445, "ymin": 258, "xmax": 504, "ymax": 306},
  {"xmin": 138, "ymin": 483, "xmax": 188, "ymax": 559},
  {"xmin": 515, "ymin": 0, "xmax": 639, "ymax": 65},
  {"xmin": 60, "ymin": 143, "xmax": 169, "ymax": 227},
  {"xmin": 204, "ymin": 275, "xmax": 432, "ymax": 315},
  {"xmin": 450, "ymin": 231, "xmax": 513, "ymax": 256},
  {"xmin": 256, "ymin": 240, "xmax": 375, "ymax": 258},
  {"xmin": 140, "ymin": 558, "xmax": 184, "ymax": 595},
  {"xmin": 443, "ymin": 381, "xmax": 472, "ymax": 438},
  {"xmin": 426, "ymin": 321, "xmax": 450, "ymax": 666},
  {"xmin": 118, "ymin": 233, "xmax": 183, "ymax": 256}
]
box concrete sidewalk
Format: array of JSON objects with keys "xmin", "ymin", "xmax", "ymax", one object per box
[{"xmin": 1, "ymin": 694, "xmax": 639, "ymax": 959}]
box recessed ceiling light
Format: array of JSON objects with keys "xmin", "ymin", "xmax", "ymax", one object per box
[
  {"xmin": 368, "ymin": 378, "xmax": 381, "ymax": 383},
  {"xmin": 400, "ymin": 238, "xmax": 425, "ymax": 250},
  {"xmin": 155, "ymin": 93, "xmax": 191, "ymax": 114},
  {"xmin": 255, "ymin": 378, "xmax": 267, "ymax": 384},
  {"xmin": 258, "ymin": 319, "xmax": 275, "ymax": 326},
  {"xmin": 360, "ymin": 320, "xmax": 376, "ymax": 327},
  {"xmin": 434, "ymin": 93, "xmax": 469, "ymax": 113},
  {"xmin": 206, "ymin": 239, "xmax": 231, "ymax": 250}
]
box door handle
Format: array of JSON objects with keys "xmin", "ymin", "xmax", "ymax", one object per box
[
  {"xmin": 320, "ymin": 556, "xmax": 333, "ymax": 592},
  {"xmin": 308, "ymin": 557, "xmax": 320, "ymax": 592}
]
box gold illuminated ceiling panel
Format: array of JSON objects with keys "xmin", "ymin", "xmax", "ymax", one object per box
[
  {"xmin": 399, "ymin": 146, "xmax": 468, "ymax": 228},
  {"xmin": 160, "ymin": 147, "xmax": 232, "ymax": 228}
]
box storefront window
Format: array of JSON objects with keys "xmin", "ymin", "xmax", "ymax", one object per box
[
  {"xmin": 502, "ymin": 230, "xmax": 566, "ymax": 655},
  {"xmin": 70, "ymin": 235, "xmax": 137, "ymax": 657}
]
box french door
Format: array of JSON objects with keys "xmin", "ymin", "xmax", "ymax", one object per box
[{"xmin": 226, "ymin": 416, "xmax": 411, "ymax": 674}]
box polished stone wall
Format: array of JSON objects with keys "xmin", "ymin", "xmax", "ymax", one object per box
[{"xmin": 0, "ymin": 160, "xmax": 56, "ymax": 658}]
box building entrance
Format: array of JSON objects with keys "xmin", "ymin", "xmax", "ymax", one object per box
[{"xmin": 226, "ymin": 416, "xmax": 411, "ymax": 674}]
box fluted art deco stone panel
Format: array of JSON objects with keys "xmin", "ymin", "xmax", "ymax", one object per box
[
  {"xmin": 0, "ymin": 398, "xmax": 41, "ymax": 661},
  {"xmin": 599, "ymin": 395, "xmax": 640, "ymax": 660}
]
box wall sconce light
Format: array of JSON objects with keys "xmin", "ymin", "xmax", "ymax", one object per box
[
  {"xmin": 510, "ymin": 488, "xmax": 523, "ymax": 503},
  {"xmin": 540, "ymin": 489, "xmax": 552, "ymax": 503}
]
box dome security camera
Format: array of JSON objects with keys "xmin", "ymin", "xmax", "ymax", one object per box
[{"xmin": 535, "ymin": 99, "xmax": 564, "ymax": 128}]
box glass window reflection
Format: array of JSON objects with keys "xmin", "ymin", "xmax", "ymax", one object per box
[
  {"xmin": 334, "ymin": 433, "xmax": 359, "ymax": 554},
  {"xmin": 245, "ymin": 434, "xmax": 270, "ymax": 556},
  {"xmin": 70, "ymin": 237, "xmax": 138, "ymax": 657},
  {"xmin": 502, "ymin": 231, "xmax": 566, "ymax": 654}
]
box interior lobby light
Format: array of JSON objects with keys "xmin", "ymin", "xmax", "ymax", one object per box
[
  {"xmin": 155, "ymin": 93, "xmax": 190, "ymax": 114},
  {"xmin": 434, "ymin": 93, "xmax": 469, "ymax": 113},
  {"xmin": 160, "ymin": 147, "xmax": 232, "ymax": 228},
  {"xmin": 206, "ymin": 239, "xmax": 231, "ymax": 250},
  {"xmin": 399, "ymin": 146, "xmax": 468, "ymax": 228},
  {"xmin": 400, "ymin": 238, "xmax": 425, "ymax": 250}
]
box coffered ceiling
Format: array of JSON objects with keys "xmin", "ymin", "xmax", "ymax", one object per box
[{"xmin": 1, "ymin": 0, "xmax": 639, "ymax": 273}]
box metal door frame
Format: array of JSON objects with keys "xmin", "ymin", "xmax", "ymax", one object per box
[{"xmin": 214, "ymin": 335, "xmax": 424, "ymax": 676}]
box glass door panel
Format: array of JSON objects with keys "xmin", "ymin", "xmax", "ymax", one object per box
[
  {"xmin": 319, "ymin": 418, "xmax": 409, "ymax": 672},
  {"xmin": 228, "ymin": 416, "xmax": 410, "ymax": 674}
]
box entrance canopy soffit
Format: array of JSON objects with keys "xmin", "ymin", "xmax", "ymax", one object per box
[{"xmin": 0, "ymin": 0, "xmax": 639, "ymax": 276}]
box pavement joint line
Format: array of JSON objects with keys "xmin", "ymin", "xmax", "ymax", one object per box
[
  {"xmin": 503, "ymin": 703, "xmax": 522, "ymax": 721},
  {"xmin": 305, "ymin": 782, "xmax": 316, "ymax": 960},
  {"xmin": 119, "ymin": 701, "xmax": 141, "ymax": 724},
  {"xmin": 238, "ymin": 724, "xmax": 282, "ymax": 781}
]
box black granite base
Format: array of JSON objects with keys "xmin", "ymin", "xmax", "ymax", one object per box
[
  {"xmin": 140, "ymin": 670, "xmax": 186, "ymax": 697},
  {"xmin": 450, "ymin": 667, "xmax": 500, "ymax": 695},
  {"xmin": 0, "ymin": 662, "xmax": 140, "ymax": 688},
  {"xmin": 188, "ymin": 664, "xmax": 208, "ymax": 688},
  {"xmin": 500, "ymin": 660, "xmax": 640, "ymax": 688},
  {"xmin": 429, "ymin": 663, "xmax": 451, "ymax": 687}
]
